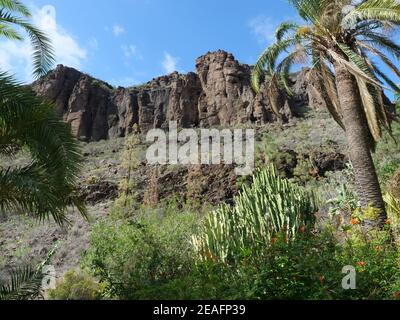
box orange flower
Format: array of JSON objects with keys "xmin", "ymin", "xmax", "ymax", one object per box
[
  {"xmin": 394, "ymin": 291, "xmax": 400, "ymax": 299},
  {"xmin": 350, "ymin": 218, "xmax": 360, "ymax": 226},
  {"xmin": 386, "ymin": 219, "xmax": 391, "ymax": 225},
  {"xmin": 271, "ymin": 237, "xmax": 278, "ymax": 244},
  {"xmin": 319, "ymin": 276, "xmax": 326, "ymax": 285},
  {"xmin": 356, "ymin": 261, "xmax": 366, "ymax": 267},
  {"xmin": 374, "ymin": 246, "xmax": 383, "ymax": 252},
  {"xmin": 299, "ymin": 226, "xmax": 306, "ymax": 233}
]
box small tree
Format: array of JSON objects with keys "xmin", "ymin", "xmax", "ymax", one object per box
[{"xmin": 117, "ymin": 125, "xmax": 141, "ymax": 208}]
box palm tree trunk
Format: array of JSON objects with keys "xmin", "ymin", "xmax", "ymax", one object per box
[{"xmin": 333, "ymin": 62, "xmax": 386, "ymax": 228}]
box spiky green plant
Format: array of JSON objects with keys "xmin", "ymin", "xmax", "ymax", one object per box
[
  {"xmin": 192, "ymin": 165, "xmax": 318, "ymax": 264},
  {"xmin": 252, "ymin": 0, "xmax": 400, "ymax": 227}
]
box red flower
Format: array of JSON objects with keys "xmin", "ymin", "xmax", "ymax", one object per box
[
  {"xmin": 350, "ymin": 218, "xmax": 360, "ymax": 226},
  {"xmin": 357, "ymin": 261, "xmax": 366, "ymax": 267}
]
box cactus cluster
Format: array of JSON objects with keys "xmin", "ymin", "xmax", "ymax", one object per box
[{"xmin": 192, "ymin": 165, "xmax": 318, "ymax": 263}]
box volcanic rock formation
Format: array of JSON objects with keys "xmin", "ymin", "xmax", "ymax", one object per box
[{"xmin": 32, "ymin": 50, "xmax": 330, "ymax": 141}]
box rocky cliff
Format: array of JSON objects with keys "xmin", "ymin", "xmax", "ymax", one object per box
[{"xmin": 32, "ymin": 50, "xmax": 322, "ymax": 141}]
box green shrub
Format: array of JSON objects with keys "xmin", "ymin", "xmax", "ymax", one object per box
[
  {"xmin": 48, "ymin": 269, "xmax": 103, "ymax": 300},
  {"xmin": 192, "ymin": 165, "xmax": 318, "ymax": 264},
  {"xmin": 226, "ymin": 224, "xmax": 400, "ymax": 300},
  {"xmin": 82, "ymin": 201, "xmax": 200, "ymax": 299},
  {"xmin": 327, "ymin": 184, "xmax": 360, "ymax": 217},
  {"xmin": 334, "ymin": 223, "xmax": 400, "ymax": 300}
]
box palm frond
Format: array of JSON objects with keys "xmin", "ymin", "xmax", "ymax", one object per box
[
  {"xmin": 276, "ymin": 21, "xmax": 300, "ymax": 41},
  {"xmin": 358, "ymin": 40, "xmax": 400, "ymax": 78},
  {"xmin": 0, "ymin": 10, "xmax": 54, "ymax": 78},
  {"xmin": 328, "ymin": 45, "xmax": 383, "ymax": 88},
  {"xmin": 0, "ymin": 0, "xmax": 30, "ymax": 17},
  {"xmin": 357, "ymin": 78, "xmax": 382, "ymax": 140},
  {"xmin": 361, "ymin": 32, "xmax": 400, "ymax": 59},
  {"xmin": 0, "ymin": 266, "xmax": 43, "ymax": 301},
  {"xmin": 288, "ymin": 0, "xmax": 332, "ymax": 23},
  {"xmin": 252, "ymin": 36, "xmax": 303, "ymax": 92},
  {"xmin": 0, "ymin": 72, "xmax": 87, "ymax": 225},
  {"xmin": 276, "ymin": 45, "xmax": 308, "ymax": 95},
  {"xmin": 0, "ymin": 23, "xmax": 22, "ymax": 40},
  {"xmin": 0, "ymin": 243, "xmax": 59, "ymax": 300},
  {"xmin": 319, "ymin": 61, "xmax": 346, "ymax": 129},
  {"xmin": 342, "ymin": 0, "xmax": 400, "ymax": 27}
]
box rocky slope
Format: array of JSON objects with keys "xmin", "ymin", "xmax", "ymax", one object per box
[{"xmin": 32, "ymin": 50, "xmax": 322, "ymax": 141}]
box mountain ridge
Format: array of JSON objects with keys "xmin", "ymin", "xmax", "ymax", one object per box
[{"xmin": 30, "ymin": 50, "xmax": 353, "ymax": 141}]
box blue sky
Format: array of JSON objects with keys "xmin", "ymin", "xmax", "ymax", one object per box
[
  {"xmin": 0, "ymin": 0, "xmax": 298, "ymax": 86},
  {"xmin": 0, "ymin": 0, "xmax": 397, "ymax": 99}
]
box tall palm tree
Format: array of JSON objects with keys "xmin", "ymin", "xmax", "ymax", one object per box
[
  {"xmin": 252, "ymin": 0, "xmax": 400, "ymax": 227},
  {"xmin": 0, "ymin": 0, "xmax": 86, "ymax": 225}
]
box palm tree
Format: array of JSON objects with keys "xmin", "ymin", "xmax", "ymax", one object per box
[
  {"xmin": 0, "ymin": 0, "xmax": 87, "ymax": 300},
  {"xmin": 252, "ymin": 0, "xmax": 400, "ymax": 227},
  {"xmin": 0, "ymin": 0, "xmax": 86, "ymax": 225}
]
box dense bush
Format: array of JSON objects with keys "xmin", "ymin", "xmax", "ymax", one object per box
[
  {"xmin": 82, "ymin": 200, "xmax": 200, "ymax": 299},
  {"xmin": 80, "ymin": 169, "xmax": 400, "ymax": 300},
  {"xmin": 130, "ymin": 224, "xmax": 400, "ymax": 300},
  {"xmin": 48, "ymin": 269, "xmax": 103, "ymax": 300},
  {"xmin": 192, "ymin": 165, "xmax": 318, "ymax": 264}
]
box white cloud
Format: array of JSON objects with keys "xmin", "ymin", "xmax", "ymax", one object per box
[
  {"xmin": 113, "ymin": 24, "xmax": 125, "ymax": 37},
  {"xmin": 121, "ymin": 44, "xmax": 142, "ymax": 59},
  {"xmin": 162, "ymin": 52, "xmax": 180, "ymax": 74},
  {"xmin": 0, "ymin": 5, "xmax": 87, "ymax": 82},
  {"xmin": 249, "ymin": 15, "xmax": 277, "ymax": 44}
]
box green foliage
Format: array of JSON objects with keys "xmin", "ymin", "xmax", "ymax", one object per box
[
  {"xmin": 119, "ymin": 222, "xmax": 400, "ymax": 300},
  {"xmin": 374, "ymin": 123, "xmax": 400, "ymax": 187},
  {"xmin": 192, "ymin": 165, "xmax": 318, "ymax": 264},
  {"xmin": 79, "ymin": 178, "xmax": 400, "ymax": 300},
  {"xmin": 82, "ymin": 200, "xmax": 200, "ymax": 299},
  {"xmin": 48, "ymin": 269, "xmax": 103, "ymax": 300},
  {"xmin": 234, "ymin": 224, "xmax": 400, "ymax": 300},
  {"xmin": 384, "ymin": 193, "xmax": 400, "ymax": 244},
  {"xmin": 328, "ymin": 184, "xmax": 360, "ymax": 216},
  {"xmin": 0, "ymin": 1, "xmax": 85, "ymax": 225},
  {"xmin": 0, "ymin": 244, "xmax": 57, "ymax": 300},
  {"xmin": 116, "ymin": 129, "xmax": 141, "ymax": 208},
  {"xmin": 334, "ymin": 223, "xmax": 400, "ymax": 300},
  {"xmin": 0, "ymin": 0, "xmax": 54, "ymax": 78},
  {"xmin": 0, "ymin": 73, "xmax": 86, "ymax": 225},
  {"xmin": 0, "ymin": 266, "xmax": 44, "ymax": 301}
]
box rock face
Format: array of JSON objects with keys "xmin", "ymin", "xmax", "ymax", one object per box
[{"xmin": 32, "ymin": 50, "xmax": 313, "ymax": 141}]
